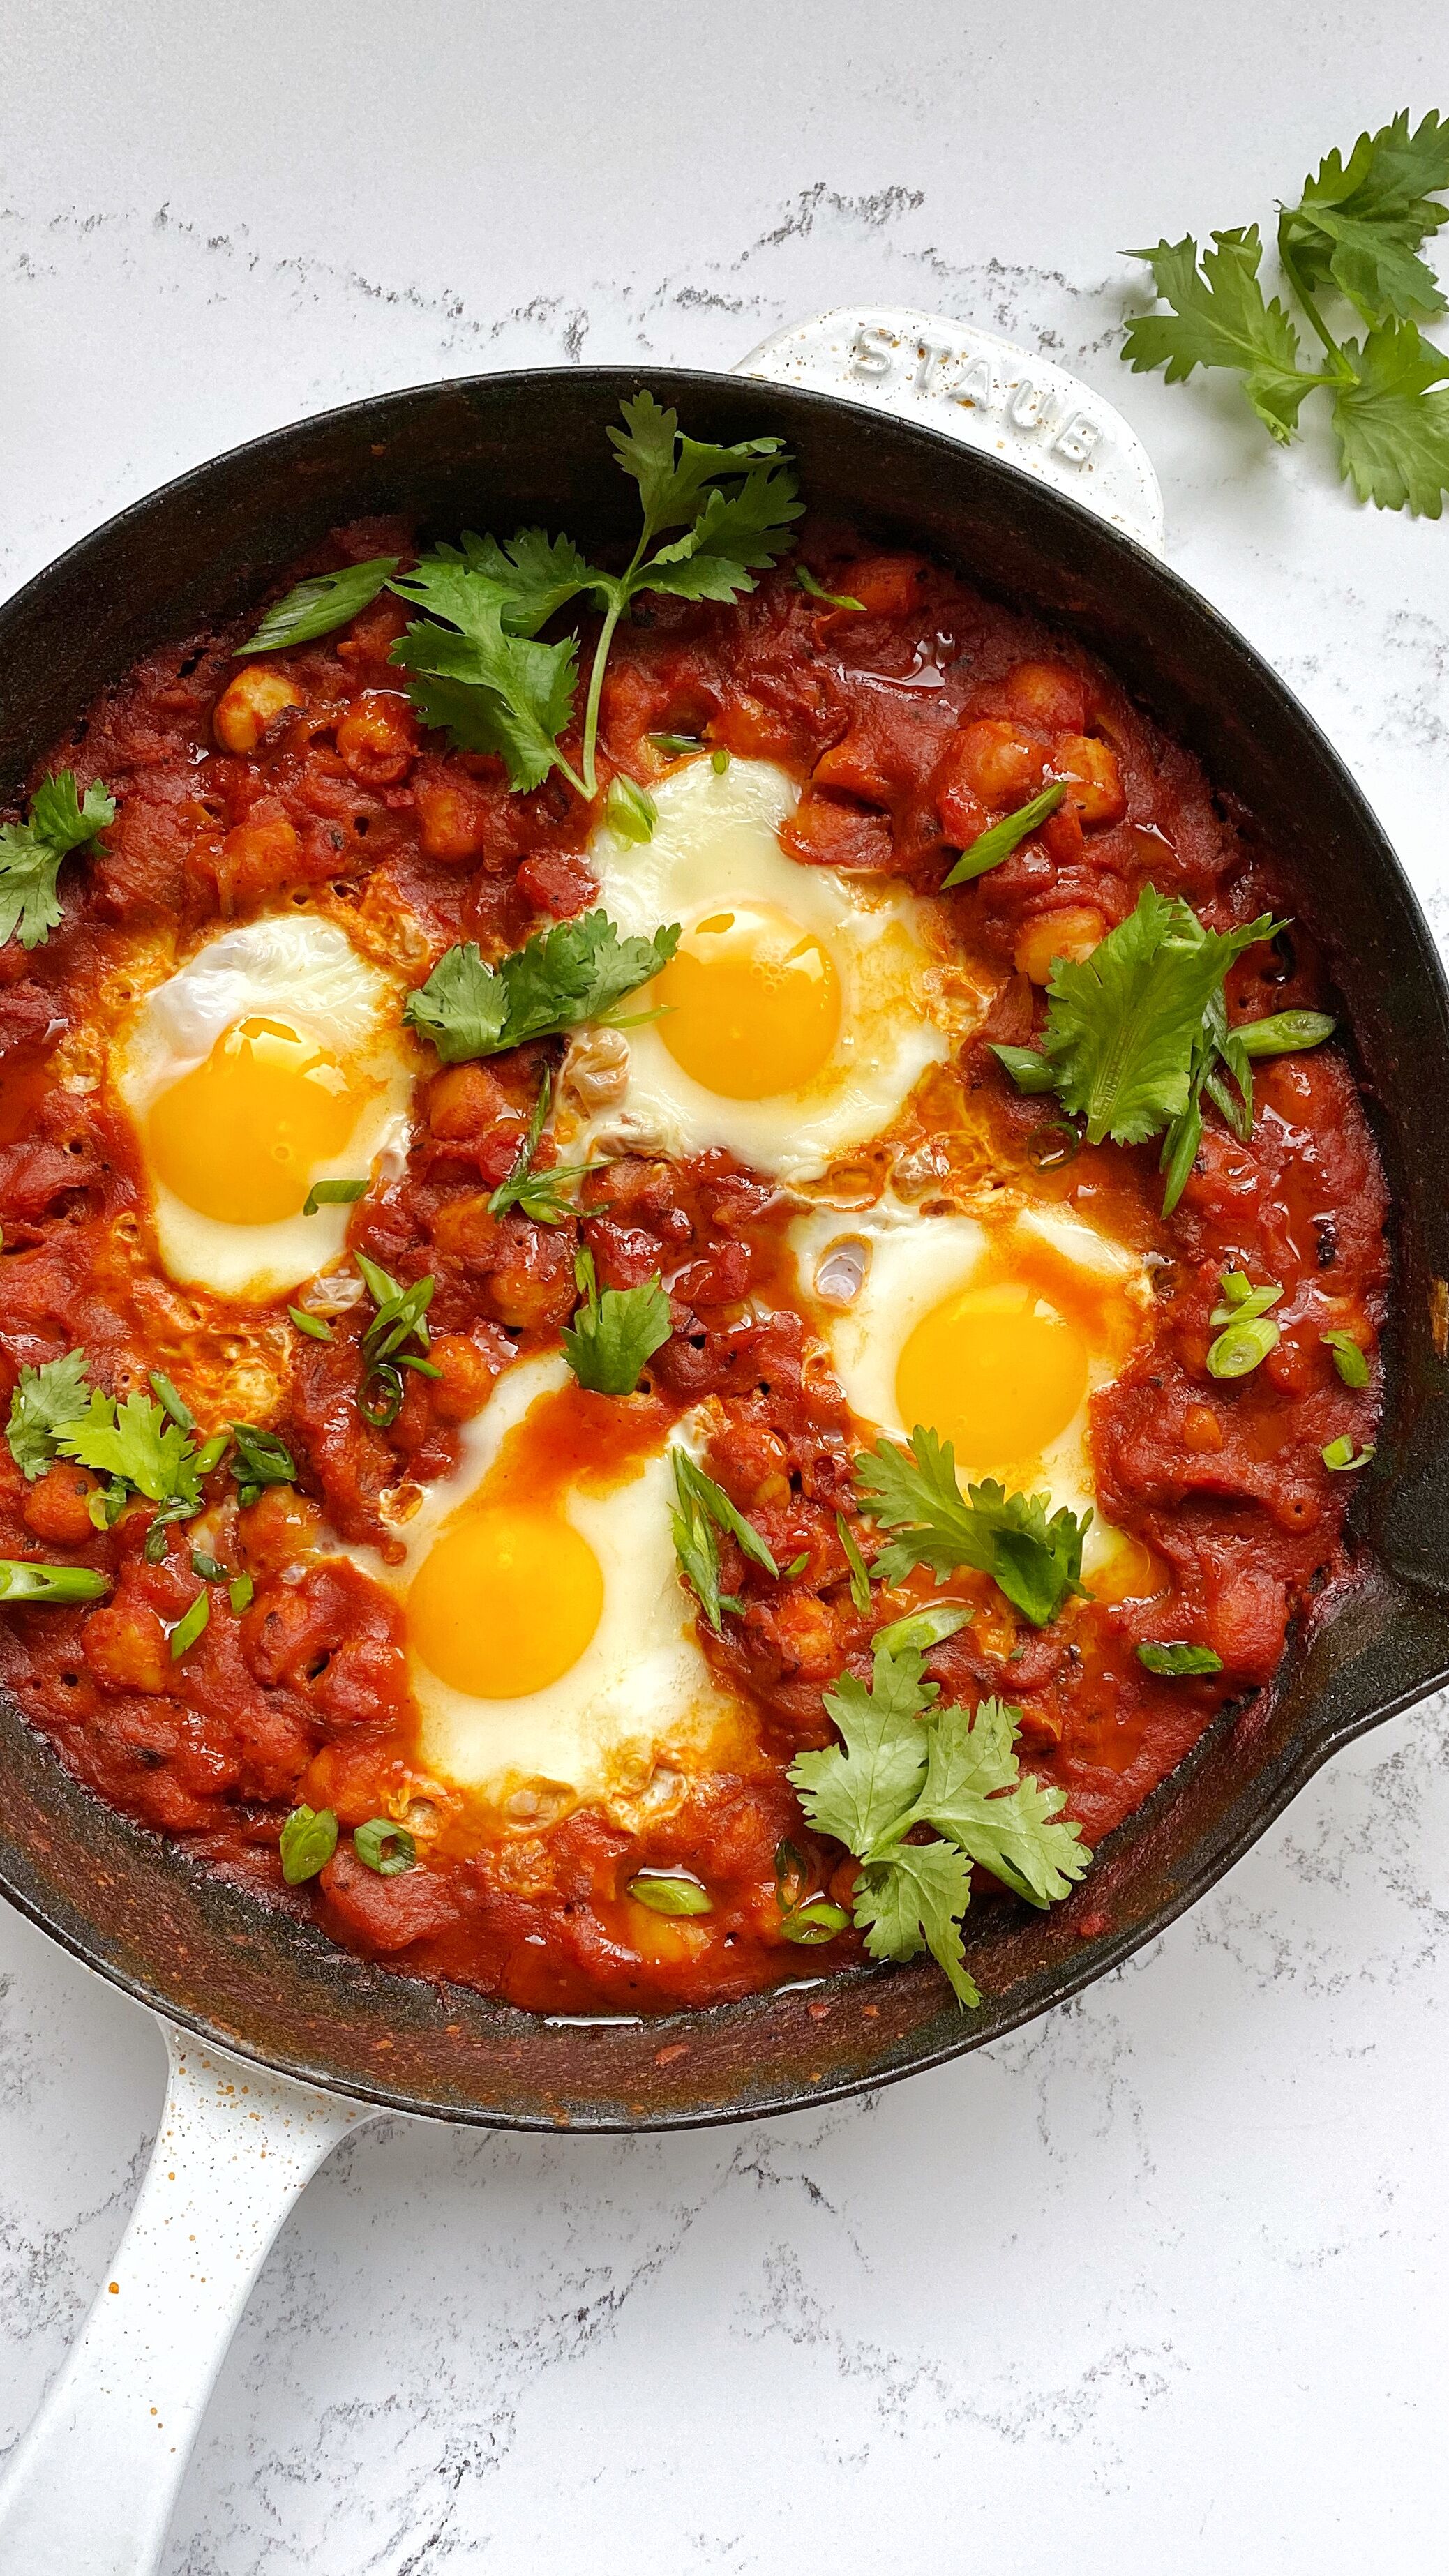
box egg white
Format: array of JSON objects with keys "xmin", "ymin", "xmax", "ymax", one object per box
[
  {"xmin": 581, "ymin": 755, "xmax": 950, "ymax": 1182},
  {"xmin": 114, "ymin": 914, "xmax": 415, "ymax": 1302},
  {"xmin": 790, "ymin": 1196, "xmax": 1154, "ymax": 1584},
  {"xmin": 348, "ymin": 1355, "xmax": 752, "ymax": 1813}
]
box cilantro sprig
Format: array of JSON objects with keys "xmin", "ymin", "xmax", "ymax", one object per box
[
  {"xmin": 57, "ymin": 1385, "xmax": 208, "ymax": 1556},
  {"xmin": 7, "ymin": 1351, "xmax": 93, "ymax": 1481},
  {"xmin": 790, "ymin": 1641, "xmax": 1092, "ymax": 2008},
  {"xmin": 991, "ymin": 886, "xmax": 1307, "ymax": 1213},
  {"xmin": 0, "ymin": 771, "xmax": 114, "ymax": 950},
  {"xmin": 388, "ymin": 396, "xmax": 800, "ymax": 799},
  {"xmin": 1123, "ymin": 112, "xmax": 1449, "ymax": 513},
  {"xmin": 561, "ymin": 1248, "xmax": 671, "ymax": 1397},
  {"xmin": 404, "ymin": 912, "xmax": 679, "ymax": 1066},
  {"xmin": 487, "ymin": 1069, "xmax": 603, "ymax": 1224},
  {"xmin": 855, "ymin": 1428, "xmax": 1090, "ymax": 1629}
]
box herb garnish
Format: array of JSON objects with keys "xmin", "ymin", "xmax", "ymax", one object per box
[
  {"xmin": 353, "ymin": 1818, "xmax": 416, "ymax": 1876},
  {"xmin": 1206, "ymin": 1270, "xmax": 1284, "ymax": 1378},
  {"xmin": 355, "ymin": 1253, "xmax": 439, "ymax": 1427},
  {"xmin": 1322, "ymin": 1328, "xmax": 1370, "ymax": 1387},
  {"xmin": 795, "ymin": 565, "xmax": 866, "ymax": 612},
  {"xmin": 1137, "ymin": 1641, "xmax": 1224, "ymax": 1675},
  {"xmin": 238, "ymin": 558, "xmax": 400, "ymax": 655},
  {"xmin": 855, "ymin": 1427, "xmax": 1090, "ymax": 1627},
  {"xmin": 1323, "ymin": 1436, "xmax": 1376, "ymax": 1471},
  {"xmin": 0, "ymin": 1559, "xmax": 110, "ymax": 1605},
  {"xmin": 170, "ymin": 1590, "xmax": 210, "ymax": 1661},
  {"xmin": 626, "ymin": 1870, "xmax": 714, "ymax": 1916},
  {"xmin": 389, "ymin": 396, "xmax": 800, "ymax": 799},
  {"xmin": 229, "ymin": 1423, "xmax": 296, "ymax": 1511},
  {"xmin": 1123, "ymin": 113, "xmax": 1449, "ymax": 513},
  {"xmin": 942, "ymin": 782, "xmax": 1066, "ymax": 888},
  {"xmin": 487, "ymin": 1070, "xmax": 603, "ymax": 1225},
  {"xmin": 0, "ymin": 772, "xmax": 114, "ymax": 950},
  {"xmin": 7, "ymin": 1350, "xmax": 92, "ymax": 1481},
  {"xmin": 669, "ymin": 1449, "xmax": 780, "ymax": 1632},
  {"xmin": 604, "ymin": 777, "xmax": 657, "ymax": 845},
  {"xmin": 303, "ymin": 1177, "xmax": 368, "ymax": 1215},
  {"xmin": 279, "ymin": 1805, "xmax": 338, "ymax": 1884},
  {"xmin": 789, "ymin": 1641, "xmax": 1091, "ymax": 2008},
  {"xmin": 991, "ymin": 886, "xmax": 1296, "ymax": 1212},
  {"xmin": 836, "ymin": 1511, "xmax": 875, "ymax": 1614},
  {"xmin": 561, "ymin": 1248, "xmax": 670, "ymax": 1398},
  {"xmin": 774, "ymin": 1838, "xmax": 851, "ymax": 1943},
  {"xmin": 58, "ymin": 1385, "xmax": 209, "ymax": 1556},
  {"xmin": 404, "ymin": 912, "xmax": 679, "ymax": 1067}
]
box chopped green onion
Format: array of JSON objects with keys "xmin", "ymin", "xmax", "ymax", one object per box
[
  {"xmin": 942, "ymin": 782, "xmax": 1066, "ymax": 889},
  {"xmin": 148, "ymin": 1371, "xmax": 195, "ymax": 1431},
  {"xmin": 626, "ymin": 1871, "xmax": 713, "ymax": 1916},
  {"xmin": 353, "ymin": 1816, "xmax": 416, "ymax": 1876},
  {"xmin": 1321, "ymin": 1329, "xmax": 1369, "ymax": 1388},
  {"xmin": 0, "ymin": 1558, "xmax": 110, "ymax": 1604},
  {"xmin": 1210, "ymin": 1271, "xmax": 1283, "ymax": 1327},
  {"xmin": 194, "ymin": 1432, "xmax": 228, "ymax": 1475},
  {"xmin": 1236, "ymin": 1009, "xmax": 1335, "ymax": 1059},
  {"xmin": 288, "ymin": 1304, "xmax": 334, "ymax": 1342},
  {"xmin": 650, "ymin": 731, "xmax": 703, "ymax": 757},
  {"xmin": 279, "ymin": 1803, "xmax": 338, "ymax": 1885},
  {"xmin": 1207, "ymin": 1314, "xmax": 1281, "ymax": 1378},
  {"xmin": 229, "ymin": 1572, "xmax": 254, "ymax": 1614},
  {"xmin": 170, "ymin": 1590, "xmax": 210, "ymax": 1659},
  {"xmin": 991, "ymin": 1041, "xmax": 1059, "ymax": 1094},
  {"xmin": 795, "ymin": 564, "xmax": 866, "ymax": 612},
  {"xmin": 303, "ymin": 1177, "xmax": 368, "ymax": 1215},
  {"xmin": 190, "ymin": 1549, "xmax": 226, "ymax": 1582},
  {"xmin": 1137, "ymin": 1641, "xmax": 1224, "ymax": 1675},
  {"xmin": 605, "ymin": 776, "xmax": 657, "ymax": 844},
  {"xmin": 874, "ymin": 1601, "xmax": 974, "ymax": 1656},
  {"xmin": 836, "ymin": 1512, "xmax": 873, "ymax": 1615},
  {"xmin": 782, "ymin": 1549, "xmax": 811, "ymax": 1579},
  {"xmin": 779, "ymin": 1898, "xmax": 852, "ymax": 1945},
  {"xmin": 710, "ymin": 748, "xmax": 730, "ymax": 774},
  {"xmin": 1323, "ymin": 1437, "xmax": 1375, "ymax": 1472}
]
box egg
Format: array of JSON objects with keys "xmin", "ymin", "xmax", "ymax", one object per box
[
  {"xmin": 350, "ymin": 1354, "xmax": 754, "ymax": 1815},
  {"xmin": 114, "ymin": 914, "xmax": 415, "ymax": 1301},
  {"xmin": 790, "ymin": 1196, "xmax": 1156, "ymax": 1588},
  {"xmin": 580, "ymin": 755, "xmax": 953, "ymax": 1182}
]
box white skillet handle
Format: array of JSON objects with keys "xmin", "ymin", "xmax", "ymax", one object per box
[
  {"xmin": 734, "ymin": 305, "xmax": 1165, "ymax": 557},
  {"xmin": 0, "ymin": 2019, "xmax": 374, "ymax": 2576}
]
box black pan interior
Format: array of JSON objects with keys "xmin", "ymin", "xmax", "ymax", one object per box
[{"xmin": 1, "ymin": 368, "xmax": 1447, "ymax": 2130}]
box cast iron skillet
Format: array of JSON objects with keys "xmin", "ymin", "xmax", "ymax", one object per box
[{"xmin": 1, "ymin": 367, "xmax": 1447, "ymax": 2132}]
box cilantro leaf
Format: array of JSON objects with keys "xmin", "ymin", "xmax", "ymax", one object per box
[
  {"xmin": 855, "ymin": 1428, "xmax": 1089, "ymax": 1626},
  {"xmin": 395, "ymin": 529, "xmax": 597, "ymax": 640},
  {"xmin": 670, "ymin": 1447, "xmax": 779, "ymax": 1632},
  {"xmin": 561, "ymin": 1248, "xmax": 670, "ymax": 1396},
  {"xmin": 1330, "ymin": 318, "xmax": 1449, "ymax": 515},
  {"xmin": 914, "ymin": 1696, "xmax": 1091, "ymax": 1908},
  {"xmin": 1122, "ymin": 228, "xmax": 1315, "ymax": 441},
  {"xmin": 404, "ymin": 912, "xmax": 680, "ymax": 1064},
  {"xmin": 58, "ymin": 1389, "xmax": 206, "ymax": 1547},
  {"xmin": 638, "ymin": 468, "xmax": 804, "ymax": 603},
  {"xmin": 1282, "ymin": 112, "xmax": 1449, "ymax": 326},
  {"xmin": 791, "ymin": 1643, "xmax": 937, "ymax": 1851},
  {"xmin": 1040, "ymin": 887, "xmax": 1277, "ymax": 1147},
  {"xmin": 855, "ymin": 1841, "xmax": 979, "ymax": 2008},
  {"xmin": 7, "ymin": 1350, "xmax": 93, "ymax": 1481},
  {"xmin": 392, "ymin": 595, "xmax": 583, "ymax": 793},
  {"xmin": 789, "ymin": 1643, "xmax": 1093, "ymax": 2010},
  {"xmin": 607, "ymin": 393, "xmax": 790, "ymax": 534},
  {"xmin": 239, "ymin": 557, "xmax": 399, "ymax": 654},
  {"xmin": 0, "ymin": 772, "xmax": 115, "ymax": 949}
]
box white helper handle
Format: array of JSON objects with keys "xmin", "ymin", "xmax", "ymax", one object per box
[
  {"xmin": 0, "ymin": 306, "xmax": 1162, "ymax": 2575},
  {"xmin": 734, "ymin": 304, "xmax": 1165, "ymax": 556},
  {"xmin": 0, "ymin": 2021, "xmax": 376, "ymax": 2575}
]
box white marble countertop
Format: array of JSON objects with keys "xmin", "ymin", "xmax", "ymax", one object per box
[{"xmin": 2, "ymin": 4, "xmax": 1448, "ymax": 2566}]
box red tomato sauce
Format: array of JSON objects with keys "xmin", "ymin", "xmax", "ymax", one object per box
[{"xmin": 0, "ymin": 522, "xmax": 1388, "ymax": 2012}]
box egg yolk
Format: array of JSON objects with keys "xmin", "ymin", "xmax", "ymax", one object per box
[
  {"xmin": 653, "ymin": 901, "xmax": 841, "ymax": 1099},
  {"xmin": 407, "ymin": 1507, "xmax": 605, "ymax": 1699},
  {"xmin": 146, "ymin": 1018, "xmax": 368, "ymax": 1226},
  {"xmin": 895, "ymin": 1281, "xmax": 1089, "ymax": 1475}
]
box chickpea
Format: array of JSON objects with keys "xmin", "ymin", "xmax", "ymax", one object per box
[
  {"xmin": 1013, "ymin": 905, "xmax": 1105, "ymax": 984},
  {"xmin": 83, "ymin": 1599, "xmax": 172, "ymax": 1694},
  {"xmin": 1051, "ymin": 733, "xmax": 1125, "ymax": 825},
  {"xmin": 426, "ymin": 1333, "xmax": 500, "ymax": 1424},
  {"xmin": 236, "ymin": 1484, "xmax": 326, "ymax": 1575},
  {"xmin": 336, "ymin": 691, "xmax": 417, "ymax": 788},
  {"xmin": 430, "ymin": 1192, "xmax": 498, "ymax": 1260},
  {"xmin": 1003, "ymin": 659, "xmax": 1088, "ymax": 732},
  {"xmin": 949, "ymin": 718, "xmax": 1045, "ymax": 809},
  {"xmin": 23, "ymin": 1462, "xmax": 100, "ymax": 1546},
  {"xmin": 218, "ymin": 808, "xmax": 299, "ymax": 900},
  {"xmin": 428, "ymin": 1062, "xmax": 507, "ymax": 1140},
  {"xmin": 415, "ymin": 776, "xmax": 487, "ymax": 863},
  {"xmin": 213, "ymin": 665, "xmax": 301, "ymax": 754}
]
